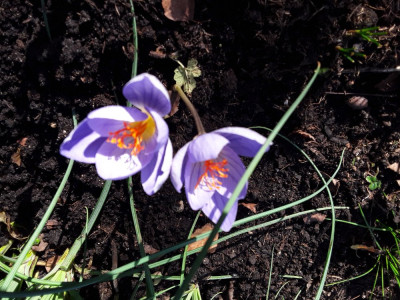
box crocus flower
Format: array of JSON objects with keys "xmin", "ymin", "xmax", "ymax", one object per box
[
  {"xmin": 60, "ymin": 73, "xmax": 172, "ymax": 195},
  {"xmin": 171, "ymin": 127, "xmax": 269, "ymax": 231}
]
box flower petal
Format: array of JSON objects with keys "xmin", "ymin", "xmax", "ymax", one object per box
[
  {"xmin": 141, "ymin": 139, "xmax": 173, "ymax": 195},
  {"xmin": 213, "ymin": 127, "xmax": 269, "ymax": 157},
  {"xmin": 188, "ymin": 133, "xmax": 229, "ymax": 163},
  {"xmin": 145, "ymin": 108, "xmax": 169, "ymax": 154},
  {"xmin": 95, "ymin": 142, "xmax": 153, "ymax": 180},
  {"xmin": 60, "ymin": 119, "xmax": 106, "ymax": 163},
  {"xmin": 123, "ymin": 73, "xmax": 171, "ymax": 116},
  {"xmin": 201, "ymin": 193, "xmax": 238, "ymax": 232},
  {"xmin": 170, "ymin": 142, "xmax": 190, "ymax": 192},
  {"xmin": 217, "ymin": 146, "xmax": 248, "ymax": 200},
  {"xmin": 87, "ymin": 106, "xmax": 147, "ymax": 136},
  {"xmin": 185, "ymin": 160, "xmax": 213, "ymax": 210}
]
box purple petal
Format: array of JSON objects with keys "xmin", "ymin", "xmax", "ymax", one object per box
[
  {"xmin": 201, "ymin": 193, "xmax": 238, "ymax": 232},
  {"xmin": 145, "ymin": 108, "xmax": 169, "ymax": 154},
  {"xmin": 94, "ymin": 142, "xmax": 153, "ymax": 180},
  {"xmin": 60, "ymin": 119, "xmax": 106, "ymax": 163},
  {"xmin": 141, "ymin": 139, "xmax": 173, "ymax": 195},
  {"xmin": 217, "ymin": 146, "xmax": 248, "ymax": 200},
  {"xmin": 213, "ymin": 127, "xmax": 269, "ymax": 157},
  {"xmin": 123, "ymin": 73, "xmax": 171, "ymax": 116},
  {"xmin": 87, "ymin": 106, "xmax": 147, "ymax": 136},
  {"xmin": 188, "ymin": 133, "xmax": 229, "ymax": 163},
  {"xmin": 170, "ymin": 142, "xmax": 190, "ymax": 192},
  {"xmin": 185, "ymin": 161, "xmax": 214, "ymax": 210}
]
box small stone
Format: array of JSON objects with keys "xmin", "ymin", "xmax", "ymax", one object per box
[
  {"xmin": 346, "ymin": 96, "xmax": 368, "ymax": 110},
  {"xmin": 249, "ymin": 256, "xmax": 257, "ymax": 265},
  {"xmin": 173, "ymin": 200, "xmax": 184, "ymax": 213}
]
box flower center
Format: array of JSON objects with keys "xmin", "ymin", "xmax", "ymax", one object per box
[
  {"xmin": 195, "ymin": 159, "xmax": 229, "ymax": 190},
  {"xmin": 106, "ymin": 115, "xmax": 156, "ymax": 156}
]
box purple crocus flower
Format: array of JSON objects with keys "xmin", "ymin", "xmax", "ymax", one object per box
[
  {"xmin": 60, "ymin": 73, "xmax": 172, "ymax": 195},
  {"xmin": 171, "ymin": 127, "xmax": 269, "ymax": 231}
]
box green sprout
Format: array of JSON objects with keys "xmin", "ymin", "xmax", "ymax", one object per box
[
  {"xmin": 336, "ymin": 27, "xmax": 387, "ymax": 63},
  {"xmin": 183, "ymin": 283, "xmax": 202, "ymax": 300},
  {"xmin": 335, "ymin": 45, "xmax": 366, "ymax": 63},
  {"xmin": 366, "ymin": 172, "xmax": 382, "ymax": 191},
  {"xmin": 174, "ymin": 58, "xmax": 201, "ymax": 95},
  {"xmin": 345, "ymin": 27, "xmax": 386, "ymax": 48},
  {"xmin": 327, "ymin": 207, "xmax": 400, "ymax": 299}
]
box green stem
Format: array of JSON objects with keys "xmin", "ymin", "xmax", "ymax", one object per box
[
  {"xmin": 174, "ymin": 85, "xmax": 206, "ymax": 135},
  {"xmin": 127, "ymin": 177, "xmax": 155, "ymax": 298},
  {"xmin": 180, "ymin": 211, "xmax": 201, "ymax": 285},
  {"xmin": 129, "ymin": 0, "xmax": 138, "ymax": 79}
]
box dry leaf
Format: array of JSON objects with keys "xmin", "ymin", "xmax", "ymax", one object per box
[
  {"xmin": 144, "ymin": 244, "xmax": 158, "ymax": 255},
  {"xmin": 386, "ymin": 191, "xmax": 400, "ymax": 202},
  {"xmin": 351, "ymin": 244, "xmax": 382, "ymax": 254},
  {"xmin": 46, "ymin": 219, "xmax": 59, "ymax": 229},
  {"xmin": 162, "ymin": 0, "xmax": 194, "ymax": 22},
  {"xmin": 0, "ymin": 211, "xmax": 26, "ymax": 240},
  {"xmin": 45, "ymin": 255, "xmax": 59, "ymax": 272},
  {"xmin": 149, "ymin": 46, "xmax": 167, "ymax": 59},
  {"xmin": 293, "ymin": 130, "xmax": 316, "ymax": 141},
  {"xmin": 188, "ymin": 223, "xmax": 218, "ymax": 253},
  {"xmin": 303, "ymin": 213, "xmax": 326, "ymax": 224},
  {"xmin": 18, "ymin": 137, "xmax": 28, "ymax": 146},
  {"xmin": 11, "ymin": 149, "xmax": 21, "ymax": 166},
  {"xmin": 241, "ymin": 202, "xmax": 257, "ymax": 213},
  {"xmin": 32, "ymin": 240, "xmax": 48, "ymax": 252},
  {"xmin": 387, "ymin": 162, "xmax": 400, "ymax": 174}
]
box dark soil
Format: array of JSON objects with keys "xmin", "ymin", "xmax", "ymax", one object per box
[{"xmin": 1, "ymin": 0, "xmax": 400, "ymax": 299}]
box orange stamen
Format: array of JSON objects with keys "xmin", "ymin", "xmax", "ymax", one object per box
[
  {"xmin": 106, "ymin": 116, "xmax": 155, "ymax": 156},
  {"xmin": 195, "ymin": 159, "xmax": 229, "ymax": 190}
]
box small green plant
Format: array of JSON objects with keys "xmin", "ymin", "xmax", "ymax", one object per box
[
  {"xmin": 336, "ymin": 27, "xmax": 387, "ymax": 62},
  {"xmin": 345, "ymin": 27, "xmax": 386, "ymax": 48},
  {"xmin": 328, "ymin": 207, "xmax": 400, "ymax": 299},
  {"xmin": 335, "ymin": 45, "xmax": 366, "ymax": 63},
  {"xmin": 174, "ymin": 58, "xmax": 201, "ymax": 94},
  {"xmin": 183, "ymin": 283, "xmax": 202, "ymax": 300},
  {"xmin": 366, "ymin": 171, "xmax": 381, "ymax": 190}
]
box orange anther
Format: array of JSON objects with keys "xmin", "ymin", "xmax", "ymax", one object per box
[
  {"xmin": 106, "ymin": 116, "xmax": 155, "ymax": 156},
  {"xmin": 195, "ymin": 159, "xmax": 229, "ymax": 190}
]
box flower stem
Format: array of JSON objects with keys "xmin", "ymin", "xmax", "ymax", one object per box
[{"xmin": 173, "ymin": 85, "xmax": 206, "ymax": 135}]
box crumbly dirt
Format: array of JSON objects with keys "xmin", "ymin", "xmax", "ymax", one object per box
[{"xmin": 1, "ymin": 0, "xmax": 400, "ymax": 299}]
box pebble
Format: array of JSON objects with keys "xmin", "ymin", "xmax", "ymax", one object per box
[{"xmin": 346, "ymin": 96, "xmax": 368, "ymax": 110}]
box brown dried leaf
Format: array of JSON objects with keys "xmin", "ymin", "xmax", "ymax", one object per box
[
  {"xmin": 241, "ymin": 202, "xmax": 257, "ymax": 213},
  {"xmin": 303, "ymin": 213, "xmax": 326, "ymax": 224},
  {"xmin": 32, "ymin": 240, "xmax": 48, "ymax": 252},
  {"xmin": 45, "ymin": 219, "xmax": 59, "ymax": 229},
  {"xmin": 351, "ymin": 244, "xmax": 382, "ymax": 254},
  {"xmin": 0, "ymin": 211, "xmax": 26, "ymax": 240},
  {"xmin": 386, "ymin": 191, "xmax": 400, "ymax": 202},
  {"xmin": 188, "ymin": 223, "xmax": 218, "ymax": 253},
  {"xmin": 293, "ymin": 130, "xmax": 316, "ymax": 141},
  {"xmin": 149, "ymin": 46, "xmax": 167, "ymax": 59},
  {"xmin": 162, "ymin": 0, "xmax": 194, "ymax": 22},
  {"xmin": 45, "ymin": 255, "xmax": 59, "ymax": 273},
  {"xmin": 18, "ymin": 137, "xmax": 28, "ymax": 146},
  {"xmin": 387, "ymin": 162, "xmax": 400, "ymax": 174},
  {"xmin": 11, "ymin": 149, "xmax": 21, "ymax": 166},
  {"xmin": 144, "ymin": 244, "xmax": 159, "ymax": 255}
]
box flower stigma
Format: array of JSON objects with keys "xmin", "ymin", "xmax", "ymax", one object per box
[
  {"xmin": 196, "ymin": 159, "xmax": 229, "ymax": 190},
  {"xmin": 107, "ymin": 114, "xmax": 156, "ymax": 156}
]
